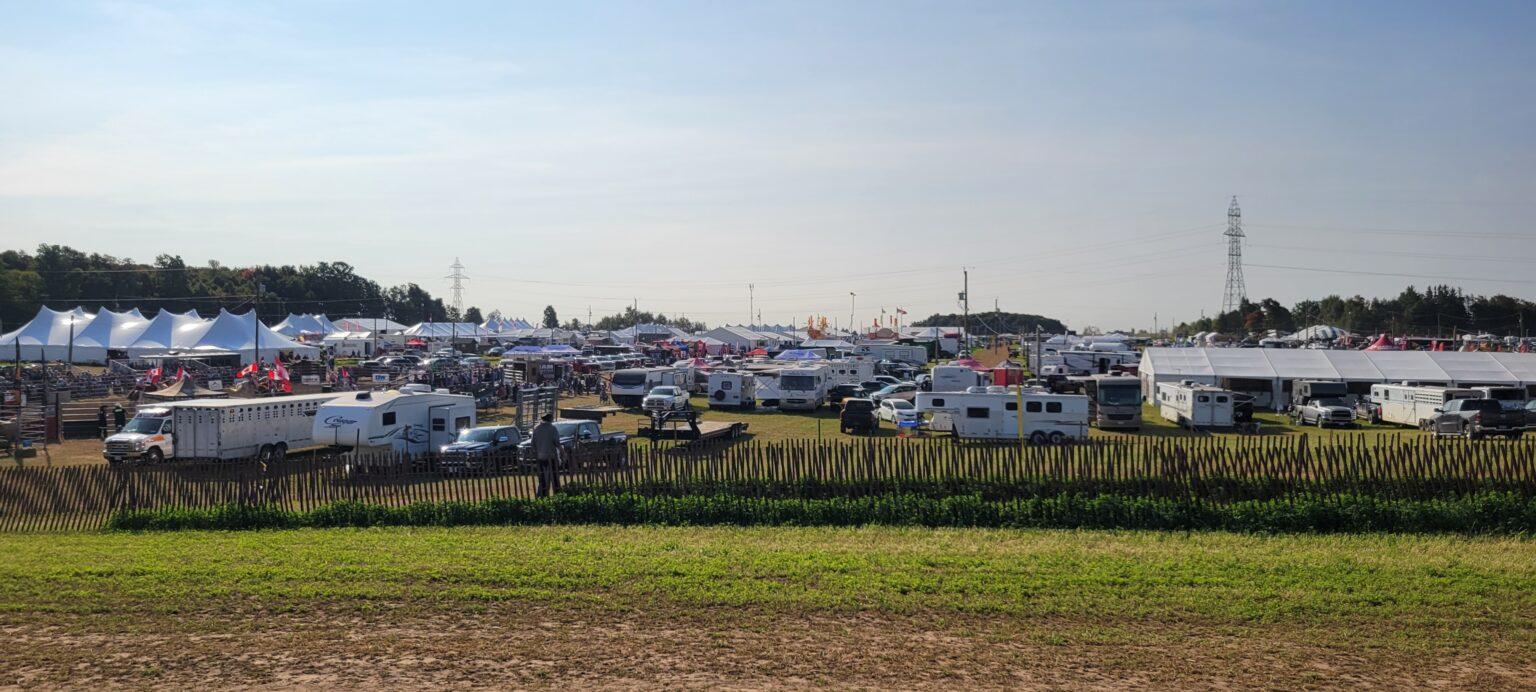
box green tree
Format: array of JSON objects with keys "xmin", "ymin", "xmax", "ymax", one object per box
[{"xmin": 542, "ymin": 305, "xmax": 559, "ymax": 328}]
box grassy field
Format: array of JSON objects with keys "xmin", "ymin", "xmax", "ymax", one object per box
[{"xmin": 1, "ymin": 526, "xmax": 1532, "ymax": 686}]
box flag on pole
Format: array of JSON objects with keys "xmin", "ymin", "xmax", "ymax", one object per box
[
  {"xmin": 237, "ymin": 362, "xmax": 259, "ymax": 378},
  {"xmin": 145, "ymin": 367, "xmax": 162, "ymax": 385},
  {"xmin": 175, "ymin": 367, "xmax": 187, "ymax": 381},
  {"xmin": 269, "ymin": 356, "xmax": 292, "ymax": 393}
]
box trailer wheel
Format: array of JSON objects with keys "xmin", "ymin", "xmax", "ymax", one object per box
[
  {"xmin": 1029, "ymin": 431, "xmax": 1048, "ymax": 445},
  {"xmin": 1048, "ymin": 431, "xmax": 1067, "ymax": 445},
  {"xmin": 272, "ymin": 443, "xmax": 288, "ymax": 462},
  {"xmin": 257, "ymin": 445, "xmax": 273, "ymax": 462}
]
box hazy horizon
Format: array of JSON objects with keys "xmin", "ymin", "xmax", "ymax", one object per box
[{"xmin": 3, "ymin": 1, "xmax": 1533, "ymax": 331}]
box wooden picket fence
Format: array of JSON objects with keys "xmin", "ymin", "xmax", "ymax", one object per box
[{"xmin": 2, "ymin": 435, "xmax": 1535, "ymax": 532}]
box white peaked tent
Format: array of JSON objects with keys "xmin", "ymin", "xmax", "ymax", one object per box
[
  {"xmin": 333, "ymin": 317, "xmax": 406, "ymax": 334},
  {"xmin": 184, "ymin": 309, "xmax": 319, "ymax": 363},
  {"xmin": 71, "ymin": 309, "xmax": 151, "ymax": 363},
  {"xmin": 125, "ymin": 309, "xmax": 208, "ymax": 356},
  {"xmin": 273, "ymin": 313, "xmax": 337, "ymax": 338},
  {"xmin": 0, "ymin": 307, "xmax": 96, "ymax": 362}
]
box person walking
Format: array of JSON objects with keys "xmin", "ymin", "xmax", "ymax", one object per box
[
  {"xmin": 112, "ymin": 403, "xmax": 127, "ymax": 432},
  {"xmin": 531, "ymin": 414, "xmax": 561, "ymax": 498}
]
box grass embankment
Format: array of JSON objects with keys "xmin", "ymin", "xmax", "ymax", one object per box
[{"xmin": 1, "ymin": 526, "xmax": 1533, "ymax": 686}]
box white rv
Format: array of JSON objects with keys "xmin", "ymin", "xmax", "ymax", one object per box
[
  {"xmin": 1369, "ymin": 384, "xmax": 1479, "ymax": 429},
  {"xmin": 930, "ymin": 364, "xmax": 989, "ymax": 392},
  {"xmin": 1155, "ymin": 382, "xmax": 1236, "ymax": 429},
  {"xmin": 853, "ymin": 343, "xmax": 928, "ymax": 365},
  {"xmin": 312, "ymin": 386, "xmax": 477, "ymax": 455},
  {"xmin": 915, "ymin": 388, "xmax": 1089, "ymax": 443},
  {"xmin": 751, "ymin": 368, "xmax": 785, "ymax": 408},
  {"xmin": 103, "ymin": 393, "xmax": 346, "ymax": 463},
  {"xmin": 778, "ymin": 364, "xmax": 831, "ymax": 411},
  {"xmin": 610, "ymin": 367, "xmax": 689, "ymax": 407},
  {"xmin": 1050, "ymin": 349, "xmax": 1139, "ymax": 376},
  {"xmin": 823, "ymin": 357, "xmax": 877, "ymax": 388},
  {"xmin": 705, "ymin": 371, "xmax": 758, "ymax": 409}
]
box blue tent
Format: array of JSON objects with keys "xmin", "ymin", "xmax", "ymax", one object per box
[
  {"xmin": 542, "ymin": 344, "xmax": 579, "ymax": 353},
  {"xmin": 509, "ymin": 345, "xmax": 544, "ymax": 353},
  {"xmin": 773, "ymin": 349, "xmax": 824, "ymax": 361}
]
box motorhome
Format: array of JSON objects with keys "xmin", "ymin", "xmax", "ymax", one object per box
[
  {"xmin": 930, "ymin": 364, "xmax": 989, "ymax": 392},
  {"xmin": 852, "ymin": 343, "xmax": 928, "ymax": 365},
  {"xmin": 1155, "ymin": 382, "xmax": 1237, "ymax": 429},
  {"xmin": 610, "ymin": 367, "xmax": 689, "ymax": 407},
  {"xmin": 103, "ymin": 393, "xmax": 346, "ymax": 464},
  {"xmin": 1085, "ymin": 375, "xmax": 1142, "ymax": 430},
  {"xmin": 312, "ymin": 385, "xmax": 477, "ymax": 455},
  {"xmin": 1369, "ymin": 384, "xmax": 1479, "ymax": 429},
  {"xmin": 823, "ymin": 357, "xmax": 877, "ymax": 388},
  {"xmin": 915, "ymin": 388, "xmax": 1089, "ymax": 443},
  {"xmin": 778, "ymin": 364, "xmax": 831, "ymax": 411},
  {"xmin": 705, "ymin": 370, "xmax": 758, "ymax": 409}
]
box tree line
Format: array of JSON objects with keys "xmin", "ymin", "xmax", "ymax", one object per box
[
  {"xmin": 1175, "ymin": 285, "xmax": 1536, "ymax": 337},
  {"xmin": 0, "ymin": 244, "xmax": 477, "ymax": 329},
  {"xmin": 912, "ymin": 311, "xmax": 1066, "ymax": 335}
]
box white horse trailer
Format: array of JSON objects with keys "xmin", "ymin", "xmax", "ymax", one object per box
[
  {"xmin": 1155, "ymin": 382, "xmax": 1236, "ymax": 429},
  {"xmin": 915, "ymin": 389, "xmax": 1089, "ymax": 443},
  {"xmin": 778, "ymin": 364, "xmax": 831, "ymax": 411},
  {"xmin": 853, "ymin": 343, "xmax": 928, "ymax": 365},
  {"xmin": 313, "ymin": 386, "xmax": 477, "ymax": 455},
  {"xmin": 1369, "ymin": 384, "xmax": 1479, "ymax": 429},
  {"xmin": 705, "ymin": 371, "xmax": 758, "ymax": 409}
]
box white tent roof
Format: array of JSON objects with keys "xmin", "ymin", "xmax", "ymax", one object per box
[
  {"xmin": 73, "ymin": 308, "xmax": 149, "ymax": 349},
  {"xmin": 126, "ymin": 309, "xmax": 207, "ymax": 354},
  {"xmin": 183, "ymin": 309, "xmax": 319, "ymax": 363},
  {"xmin": 402, "ymin": 322, "xmax": 496, "ymax": 339},
  {"xmin": 273, "ymin": 313, "xmax": 336, "ymax": 337},
  {"xmin": 334, "ymin": 317, "xmax": 407, "ymax": 333},
  {"xmin": 1144, "ymin": 347, "xmax": 1536, "ymax": 385},
  {"xmin": 0, "ymin": 307, "xmax": 96, "ymax": 361}
]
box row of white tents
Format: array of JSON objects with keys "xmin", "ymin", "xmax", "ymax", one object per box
[{"xmin": 0, "ymin": 307, "xmax": 320, "ymax": 365}]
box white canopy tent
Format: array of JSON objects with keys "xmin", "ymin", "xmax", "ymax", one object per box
[
  {"xmin": 1142, "ymin": 347, "xmax": 1536, "ymax": 411},
  {"xmin": 125, "ymin": 309, "xmax": 208, "ymax": 356},
  {"xmin": 0, "ymin": 307, "xmax": 96, "ymax": 362},
  {"xmin": 402, "ymin": 322, "xmax": 497, "ymax": 340},
  {"xmin": 272, "ymin": 313, "xmax": 337, "ymax": 338},
  {"xmin": 70, "ymin": 308, "xmax": 151, "ymax": 363},
  {"xmin": 333, "ymin": 317, "xmax": 407, "ymax": 334},
  {"xmin": 181, "ymin": 309, "xmax": 320, "ymax": 364}
]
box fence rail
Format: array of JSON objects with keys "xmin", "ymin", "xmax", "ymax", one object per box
[{"xmin": 3, "ymin": 435, "xmax": 1535, "ymax": 532}]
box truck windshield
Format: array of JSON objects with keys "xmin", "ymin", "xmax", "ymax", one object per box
[
  {"xmin": 1096, "ymin": 386, "xmax": 1140, "ymax": 406},
  {"xmin": 122, "ymin": 418, "xmax": 165, "ymax": 434},
  {"xmin": 456, "ymin": 428, "xmax": 500, "ymax": 443},
  {"xmin": 781, "ymin": 375, "xmax": 817, "ymax": 390},
  {"xmin": 1315, "ymin": 398, "xmax": 1347, "ymax": 408}
]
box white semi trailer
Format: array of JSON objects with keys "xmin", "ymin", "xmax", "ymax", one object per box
[{"xmin": 103, "ymin": 393, "xmax": 346, "ymax": 464}]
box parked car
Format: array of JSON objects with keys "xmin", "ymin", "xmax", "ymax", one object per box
[
  {"xmin": 871, "ymin": 375, "xmax": 902, "ymax": 388},
  {"xmin": 877, "ymin": 398, "xmax": 920, "ymax": 425},
  {"xmin": 438, "ymin": 425, "xmax": 523, "ymax": 474},
  {"xmin": 915, "ymin": 373, "xmax": 933, "ymax": 391},
  {"xmin": 828, "ymin": 383, "xmax": 868, "ymax": 404},
  {"xmin": 519, "ymin": 420, "xmax": 629, "ymax": 468},
  {"xmin": 1430, "ymin": 398, "xmax": 1525, "ymax": 439},
  {"xmin": 642, "ymin": 385, "xmax": 690, "ymax": 412},
  {"xmin": 859, "ymin": 380, "xmax": 887, "ymax": 395},
  {"xmin": 1290, "ymin": 396, "xmax": 1356, "ymax": 428},
  {"xmin": 870, "ymin": 383, "xmax": 918, "ymax": 404},
  {"xmin": 461, "ymin": 356, "xmax": 488, "ymax": 367},
  {"xmin": 839, "ymin": 398, "xmax": 879, "ymax": 434}
]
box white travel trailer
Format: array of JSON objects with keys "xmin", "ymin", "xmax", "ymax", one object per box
[
  {"xmin": 103, "ymin": 393, "xmax": 347, "ymax": 464},
  {"xmin": 1369, "ymin": 384, "xmax": 1479, "ymax": 429},
  {"xmin": 930, "ymin": 364, "xmax": 989, "ymax": 392},
  {"xmin": 705, "ymin": 371, "xmax": 758, "ymax": 409},
  {"xmin": 610, "ymin": 367, "xmax": 690, "ymax": 407},
  {"xmin": 1469, "ymin": 386, "xmax": 1528, "ymax": 412},
  {"xmin": 915, "ymin": 388, "xmax": 1089, "ymax": 443},
  {"xmin": 852, "ymin": 343, "xmax": 928, "ymax": 365},
  {"xmin": 823, "ymin": 357, "xmax": 877, "ymax": 387},
  {"xmin": 312, "ymin": 386, "xmax": 477, "ymax": 455},
  {"xmin": 1155, "ymin": 382, "xmax": 1236, "ymax": 429},
  {"xmin": 1057, "ymin": 349, "xmax": 1139, "ymax": 376},
  {"xmin": 778, "ymin": 363, "xmax": 831, "ymax": 411}
]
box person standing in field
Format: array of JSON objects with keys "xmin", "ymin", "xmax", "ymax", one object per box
[
  {"xmin": 531, "ymin": 414, "xmax": 561, "ymax": 497},
  {"xmin": 112, "ymin": 403, "xmax": 127, "ymax": 432}
]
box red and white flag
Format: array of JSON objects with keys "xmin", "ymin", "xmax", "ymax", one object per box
[
  {"xmin": 237, "ymin": 362, "xmax": 259, "ymax": 378},
  {"xmin": 269, "ymin": 357, "xmax": 292, "ymax": 393},
  {"xmin": 175, "ymin": 367, "xmax": 187, "ymax": 381},
  {"xmin": 145, "ymin": 367, "xmax": 162, "ymax": 384}
]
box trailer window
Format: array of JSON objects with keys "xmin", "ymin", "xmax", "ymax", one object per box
[
  {"xmin": 721, "ymin": 381, "xmax": 732, "ymax": 390},
  {"xmin": 432, "ymin": 418, "xmax": 445, "ymax": 432},
  {"xmin": 1216, "ymin": 396, "xmax": 1228, "ymax": 403},
  {"xmin": 383, "ymin": 412, "xmax": 396, "ymax": 426},
  {"xmin": 1026, "ymin": 402, "xmax": 1042, "ymax": 413},
  {"xmin": 930, "ymin": 398, "xmax": 945, "ymax": 407},
  {"xmin": 1005, "ymin": 402, "xmax": 1017, "ymax": 411},
  {"xmin": 966, "ymin": 407, "xmax": 990, "ymax": 419},
  {"xmin": 1046, "ymin": 402, "xmax": 1062, "ymax": 413},
  {"xmin": 1197, "ymin": 395, "xmax": 1210, "ymax": 403}
]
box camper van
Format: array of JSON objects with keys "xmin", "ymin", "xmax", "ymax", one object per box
[
  {"xmin": 915, "ymin": 388, "xmax": 1089, "ymax": 443},
  {"xmin": 1368, "ymin": 384, "xmax": 1479, "ymax": 429},
  {"xmin": 1086, "ymin": 375, "xmax": 1142, "ymax": 430},
  {"xmin": 610, "ymin": 367, "xmax": 689, "ymax": 407},
  {"xmin": 930, "ymin": 364, "xmax": 989, "ymax": 393},
  {"xmin": 705, "ymin": 371, "xmax": 757, "ymax": 409},
  {"xmin": 1155, "ymin": 382, "xmax": 1237, "ymax": 429},
  {"xmin": 778, "ymin": 364, "xmax": 831, "ymax": 411},
  {"xmin": 103, "ymin": 393, "xmax": 346, "ymax": 464},
  {"xmin": 312, "ymin": 385, "xmax": 477, "ymax": 455}
]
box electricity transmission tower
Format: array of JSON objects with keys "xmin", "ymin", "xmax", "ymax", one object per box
[
  {"xmin": 446, "ymin": 258, "xmax": 468, "ymax": 316},
  {"xmin": 1221, "ymin": 196, "xmax": 1246, "ymax": 314}
]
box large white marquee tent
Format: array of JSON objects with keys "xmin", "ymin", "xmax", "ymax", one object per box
[
  {"xmin": 2, "ymin": 307, "xmax": 318, "ymax": 364},
  {"xmin": 272, "ymin": 313, "xmax": 338, "ymax": 338},
  {"xmin": 69, "ymin": 309, "xmax": 150, "ymax": 363},
  {"xmin": 0, "ymin": 307, "xmax": 95, "ymax": 362},
  {"xmin": 1142, "ymin": 347, "xmax": 1536, "ymax": 411}
]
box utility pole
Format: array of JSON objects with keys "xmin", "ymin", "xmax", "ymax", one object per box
[
  {"xmin": 748, "ymin": 284, "xmax": 755, "ymax": 327},
  {"xmin": 960, "ymin": 269, "xmax": 970, "ymax": 354},
  {"xmin": 849, "ymin": 292, "xmax": 856, "ymax": 338},
  {"xmin": 253, "ymin": 283, "xmax": 264, "ymax": 372}
]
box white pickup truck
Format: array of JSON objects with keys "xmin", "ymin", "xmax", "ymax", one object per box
[{"xmin": 642, "ymin": 386, "xmax": 690, "ymax": 413}]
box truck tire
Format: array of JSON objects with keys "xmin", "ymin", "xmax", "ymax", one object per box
[
  {"xmin": 1029, "ymin": 431, "xmax": 1047, "ymax": 445},
  {"xmin": 1048, "ymin": 431, "xmax": 1067, "ymax": 444},
  {"xmin": 257, "ymin": 445, "xmax": 273, "ymax": 462},
  {"xmin": 273, "ymin": 443, "xmax": 288, "ymax": 462},
  {"xmin": 143, "ymin": 447, "xmax": 163, "ymax": 464}
]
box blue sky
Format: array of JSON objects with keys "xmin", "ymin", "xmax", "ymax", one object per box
[{"xmin": 2, "ymin": 1, "xmax": 1533, "ymax": 330}]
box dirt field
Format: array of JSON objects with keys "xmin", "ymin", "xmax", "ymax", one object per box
[{"xmin": 2, "ymin": 526, "xmax": 1533, "ymax": 688}]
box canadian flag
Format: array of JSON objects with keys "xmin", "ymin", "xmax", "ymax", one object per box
[
  {"xmin": 237, "ymin": 362, "xmax": 260, "ymax": 378},
  {"xmin": 269, "ymin": 357, "xmax": 292, "ymax": 393},
  {"xmin": 145, "ymin": 367, "xmax": 162, "ymax": 384},
  {"xmin": 175, "ymin": 367, "xmax": 187, "ymax": 381}
]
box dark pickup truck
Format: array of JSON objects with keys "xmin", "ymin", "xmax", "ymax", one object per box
[
  {"xmin": 839, "ymin": 398, "xmax": 879, "ymax": 435},
  {"xmin": 1429, "ymin": 399, "xmax": 1525, "ymax": 439},
  {"xmin": 520, "ymin": 419, "xmax": 629, "ymax": 469},
  {"xmin": 439, "ymin": 425, "xmax": 523, "ymax": 474}
]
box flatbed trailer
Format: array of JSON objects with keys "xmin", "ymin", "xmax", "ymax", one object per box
[
  {"xmin": 559, "ymin": 405, "xmax": 624, "ymax": 421},
  {"xmin": 638, "ymin": 410, "xmax": 748, "ymax": 444}
]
